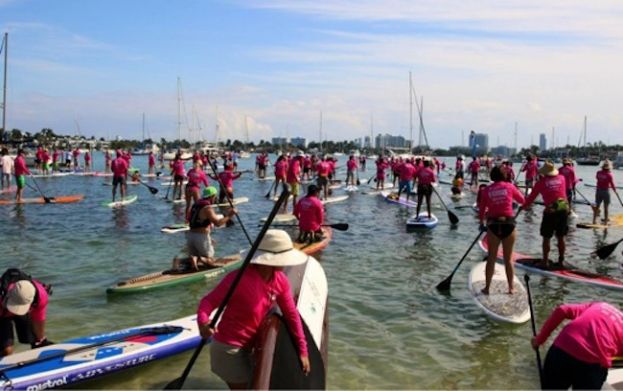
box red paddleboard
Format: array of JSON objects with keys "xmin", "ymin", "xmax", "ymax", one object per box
[
  {"xmin": 479, "ymin": 234, "xmax": 623, "ymax": 291},
  {"xmin": 0, "ymin": 194, "xmax": 85, "ymax": 205}
]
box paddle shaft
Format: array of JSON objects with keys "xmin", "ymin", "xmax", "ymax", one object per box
[
  {"xmin": 28, "ymin": 174, "xmax": 52, "ymax": 203},
  {"xmin": 574, "ymin": 187, "xmax": 593, "ymax": 206},
  {"xmin": 524, "ymin": 274, "xmax": 544, "ymax": 389},
  {"xmin": 431, "ymin": 186, "xmax": 459, "ymax": 225},
  {"xmin": 207, "ymin": 159, "xmax": 253, "ymax": 246},
  {"xmin": 165, "ymin": 189, "xmax": 291, "ymax": 390},
  {"xmin": 164, "ymin": 171, "xmax": 174, "ymax": 199},
  {"xmin": 265, "ymin": 223, "xmax": 348, "ymax": 231},
  {"xmin": 616, "ymin": 191, "xmax": 623, "ymax": 207},
  {"xmin": 0, "ymin": 326, "xmax": 182, "ymax": 376},
  {"xmin": 436, "ymin": 230, "xmax": 484, "ymax": 291},
  {"xmin": 138, "ymin": 178, "xmax": 159, "ymax": 194}
]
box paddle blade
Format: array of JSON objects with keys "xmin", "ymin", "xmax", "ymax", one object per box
[
  {"xmin": 436, "ymin": 276, "xmax": 453, "ymax": 292},
  {"xmin": 448, "ymin": 211, "xmax": 459, "ymax": 225},
  {"xmin": 331, "ymin": 223, "xmax": 349, "ymax": 231},
  {"xmin": 163, "ymin": 377, "xmax": 183, "ymax": 390},
  {"xmin": 356, "ymin": 178, "xmax": 361, "ymax": 186},
  {"xmin": 595, "ymin": 239, "xmax": 622, "ymax": 260},
  {"xmin": 149, "ymin": 187, "xmax": 159, "ymax": 195}
]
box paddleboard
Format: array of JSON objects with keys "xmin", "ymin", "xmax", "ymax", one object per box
[
  {"xmin": 380, "ymin": 190, "xmax": 418, "ymax": 208},
  {"xmin": 0, "ymin": 195, "xmax": 85, "ymax": 205},
  {"xmin": 272, "ymin": 194, "xmax": 294, "ymax": 202},
  {"xmin": 92, "ymin": 172, "xmax": 114, "ymax": 177},
  {"xmin": 329, "ymin": 183, "xmax": 342, "ymax": 190},
  {"xmin": 0, "ymin": 315, "xmax": 200, "ymax": 390},
  {"xmin": 406, "ymin": 213, "xmax": 438, "ymax": 230},
  {"xmin": 166, "ymin": 197, "xmax": 186, "ymax": 204},
  {"xmin": 479, "ymin": 234, "xmax": 623, "ymax": 291},
  {"xmin": 321, "ymin": 195, "xmax": 348, "ymax": 205},
  {"xmin": 102, "ymin": 181, "xmax": 141, "ymax": 186},
  {"xmin": 576, "ymin": 214, "xmax": 623, "ymax": 229},
  {"xmin": 30, "ymin": 172, "xmax": 72, "ymax": 178},
  {"xmin": 212, "ymin": 197, "xmax": 249, "ymax": 207},
  {"xmin": 468, "ymin": 261, "xmax": 531, "ymax": 324},
  {"xmin": 292, "ymin": 228, "xmax": 333, "ymax": 255},
  {"xmin": 0, "ymin": 186, "xmax": 16, "ymax": 194},
  {"xmin": 607, "ymin": 366, "xmax": 623, "ymax": 389},
  {"xmin": 104, "ymin": 194, "xmax": 138, "ymax": 208},
  {"xmin": 256, "ymin": 176, "xmax": 275, "ymax": 181},
  {"xmin": 161, "ymin": 214, "xmax": 224, "ymax": 233},
  {"xmin": 107, "ymin": 254, "xmax": 243, "ymax": 294},
  {"xmin": 450, "ymin": 193, "xmax": 464, "ymax": 201},
  {"xmin": 260, "ymin": 213, "xmax": 297, "ymax": 223},
  {"xmin": 160, "ymin": 181, "xmax": 187, "ymax": 187},
  {"xmin": 344, "ymin": 185, "xmax": 359, "ymax": 192}
]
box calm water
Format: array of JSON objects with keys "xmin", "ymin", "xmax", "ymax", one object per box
[{"xmin": 1, "ymin": 154, "xmax": 622, "ymax": 389}]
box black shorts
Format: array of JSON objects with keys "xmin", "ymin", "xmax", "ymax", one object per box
[
  {"xmin": 543, "ymin": 345, "xmax": 607, "ymax": 390},
  {"xmin": 34, "ymin": 158, "xmax": 41, "ymax": 164},
  {"xmin": 487, "ymin": 218, "xmax": 516, "ymax": 240},
  {"xmin": 112, "ymin": 176, "xmax": 126, "ymax": 186},
  {"xmin": 317, "ymin": 176, "xmax": 328, "ymax": 187},
  {"xmin": 417, "ymin": 184, "xmax": 432, "ymax": 197},
  {"xmin": 566, "ymin": 189, "xmax": 573, "ymax": 202},
  {"xmin": 174, "ymin": 174, "xmax": 185, "ymax": 182},
  {"xmin": 540, "ymin": 211, "xmax": 568, "ymax": 238},
  {"xmin": 303, "ymin": 167, "xmax": 310, "ymax": 174},
  {"xmin": 258, "ymin": 164, "xmax": 266, "ymax": 170},
  {"xmin": 0, "ymin": 315, "xmax": 34, "ymax": 349}
]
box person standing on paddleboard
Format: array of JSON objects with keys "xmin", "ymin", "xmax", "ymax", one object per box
[
  {"xmin": 185, "ymin": 160, "xmax": 209, "ymax": 223},
  {"xmin": 375, "ymin": 156, "xmax": 389, "ymax": 190},
  {"xmin": 273, "ymin": 155, "xmax": 288, "ymax": 198},
  {"xmin": 286, "ymin": 154, "xmax": 302, "ymax": 213},
  {"xmin": 170, "ymin": 153, "xmax": 186, "ymax": 201},
  {"xmin": 13, "ymin": 149, "xmax": 31, "ymax": 203},
  {"xmin": 111, "ymin": 150, "xmax": 129, "ymax": 202},
  {"xmin": 316, "ymin": 157, "xmax": 331, "ymax": 201},
  {"xmin": 478, "ymin": 166, "xmax": 525, "ymax": 295},
  {"xmin": 414, "ymin": 159, "xmax": 436, "ymax": 220},
  {"xmin": 521, "ymin": 154, "xmax": 538, "ymax": 196},
  {"xmin": 532, "ymin": 301, "xmax": 623, "ymax": 389},
  {"xmin": 593, "ymin": 160, "xmax": 618, "ymax": 225},
  {"xmin": 558, "ymin": 158, "xmax": 577, "ymax": 213},
  {"xmin": 0, "ymin": 268, "xmax": 53, "ymax": 356},
  {"xmin": 523, "ymin": 161, "xmax": 569, "ymax": 268},
  {"xmin": 293, "ymin": 184, "xmax": 325, "ymax": 243},
  {"xmin": 174, "ymin": 186, "xmax": 237, "ymax": 271},
  {"xmin": 1, "ymin": 148, "xmax": 13, "ymax": 190},
  {"xmin": 148, "ymin": 151, "xmax": 156, "ymax": 175},
  {"xmin": 84, "ymin": 150, "xmax": 91, "ymax": 173},
  {"xmin": 396, "ymin": 158, "xmax": 416, "ymax": 203},
  {"xmin": 197, "ymin": 229, "xmax": 311, "ymax": 389},
  {"xmin": 208, "ymin": 163, "xmax": 242, "ymax": 205},
  {"xmin": 346, "ymin": 155, "xmax": 358, "ymax": 186},
  {"xmin": 468, "ymin": 156, "xmax": 480, "ymax": 189},
  {"xmin": 454, "ymin": 155, "xmax": 465, "ymax": 179}
]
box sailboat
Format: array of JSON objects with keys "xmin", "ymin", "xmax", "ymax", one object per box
[
  {"xmin": 163, "ymin": 78, "xmax": 192, "ymax": 160},
  {"xmin": 576, "ymin": 116, "xmax": 601, "ymax": 166}
]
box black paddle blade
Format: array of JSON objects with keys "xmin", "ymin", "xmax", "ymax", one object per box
[
  {"xmin": 448, "ymin": 211, "xmax": 459, "ymax": 225},
  {"xmin": 436, "ymin": 276, "xmax": 452, "ymax": 292},
  {"xmin": 356, "ymin": 179, "xmax": 361, "ymax": 186},
  {"xmin": 595, "ymin": 239, "xmax": 623, "ymax": 260},
  {"xmin": 44, "ymin": 197, "xmax": 55, "ymax": 204},
  {"xmin": 149, "ymin": 187, "xmax": 159, "ymax": 194},
  {"xmin": 163, "ymin": 378, "xmax": 183, "ymax": 390},
  {"xmin": 331, "ymin": 223, "xmax": 349, "ymax": 231}
]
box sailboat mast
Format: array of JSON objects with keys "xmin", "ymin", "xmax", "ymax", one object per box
[
  {"xmin": 409, "ymin": 71, "xmax": 413, "ymax": 152},
  {"xmin": 1, "ymin": 33, "xmax": 7, "ymax": 135},
  {"xmin": 176, "ymin": 77, "xmax": 182, "ymax": 142},
  {"xmin": 245, "ymin": 115, "xmax": 250, "ymax": 144},
  {"xmin": 319, "ymin": 111, "xmax": 323, "ymax": 148},
  {"xmin": 583, "ymin": 115, "xmax": 587, "ymax": 147},
  {"xmin": 142, "ymin": 112, "xmax": 145, "ymax": 141}
]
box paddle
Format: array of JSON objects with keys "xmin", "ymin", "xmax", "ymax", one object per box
[
  {"xmin": 435, "ymin": 230, "xmax": 484, "ymax": 292},
  {"xmin": 261, "ymin": 223, "xmax": 349, "ymax": 231},
  {"xmin": 138, "ymin": 178, "xmax": 159, "ymax": 195},
  {"xmin": 594, "ymin": 238, "xmax": 623, "ymax": 260},
  {"xmin": 164, "ymin": 172, "xmax": 174, "ymax": 200},
  {"xmin": 28, "ymin": 174, "xmax": 54, "ymax": 203},
  {"xmin": 206, "ymin": 159, "xmax": 252, "ymax": 246},
  {"xmin": 616, "ymin": 191, "xmax": 623, "ymax": 208},
  {"xmin": 0, "ymin": 325, "xmax": 182, "ymax": 376},
  {"xmin": 524, "ymin": 274, "xmax": 544, "ymax": 389},
  {"xmin": 366, "ymin": 174, "xmax": 375, "ymax": 185},
  {"xmin": 264, "ymin": 181, "xmax": 275, "ymax": 199},
  {"xmin": 356, "ymin": 169, "xmax": 360, "ymax": 186},
  {"xmin": 164, "ymin": 189, "xmax": 291, "ymax": 390},
  {"xmin": 574, "ymin": 186, "xmax": 593, "ymax": 206},
  {"xmin": 431, "ymin": 186, "xmax": 459, "ymax": 225}
]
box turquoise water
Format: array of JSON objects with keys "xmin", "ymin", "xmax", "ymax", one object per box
[{"xmin": 1, "ymin": 154, "xmax": 623, "ymax": 389}]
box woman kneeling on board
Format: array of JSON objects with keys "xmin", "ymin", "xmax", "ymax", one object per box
[
  {"xmin": 532, "ymin": 301, "xmax": 623, "ymax": 389},
  {"xmin": 478, "ymin": 166, "xmax": 525, "ymax": 294},
  {"xmin": 197, "ymin": 230, "xmax": 311, "ymax": 389}
]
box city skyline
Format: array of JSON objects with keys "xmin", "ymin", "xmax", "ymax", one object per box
[{"xmin": 2, "ymin": 1, "xmax": 623, "ymax": 149}]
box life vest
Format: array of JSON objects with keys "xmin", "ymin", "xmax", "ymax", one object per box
[{"xmin": 188, "ymin": 199, "xmax": 214, "ymax": 229}]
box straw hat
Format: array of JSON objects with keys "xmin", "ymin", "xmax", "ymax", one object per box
[
  {"xmin": 250, "ymin": 229, "xmax": 308, "ymax": 267},
  {"xmin": 538, "ymin": 160, "xmax": 559, "ymax": 176},
  {"xmin": 5, "ymin": 281, "xmax": 36, "ymax": 316},
  {"xmin": 602, "ymin": 160, "xmax": 612, "ymax": 170}
]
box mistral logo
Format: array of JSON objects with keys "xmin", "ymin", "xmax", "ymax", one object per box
[{"xmin": 26, "ymin": 376, "xmax": 68, "ymax": 391}]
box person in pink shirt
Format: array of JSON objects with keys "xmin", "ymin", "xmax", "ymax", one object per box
[
  {"xmin": 111, "ymin": 150, "xmax": 129, "ymax": 202},
  {"xmin": 468, "ymin": 156, "xmax": 480, "ymax": 188},
  {"xmin": 454, "ymin": 156, "xmax": 465, "ymax": 179},
  {"xmin": 520, "ymin": 155, "xmax": 538, "ymax": 196},
  {"xmin": 375, "ymin": 157, "xmax": 389, "ymax": 190},
  {"xmin": 315, "ymin": 157, "xmax": 331, "ymax": 200},
  {"xmin": 209, "ymin": 163, "xmax": 242, "ymax": 204},
  {"xmin": 257, "ymin": 152, "xmax": 269, "ymax": 179},
  {"xmin": 523, "ymin": 161, "xmax": 569, "ymax": 267},
  {"xmin": 273, "ymin": 155, "xmax": 288, "ymax": 198},
  {"xmin": 593, "ymin": 160, "xmax": 619, "ymax": 224},
  {"xmin": 170, "ymin": 153, "xmax": 186, "ymax": 201},
  {"xmin": 51, "ymin": 149, "xmax": 60, "ymax": 173},
  {"xmin": 345, "ymin": 155, "xmax": 358, "ymax": 186},
  {"xmin": 395, "ymin": 160, "xmax": 416, "ymax": 203},
  {"xmin": 84, "ymin": 150, "xmax": 91, "ymax": 173},
  {"xmin": 302, "ymin": 155, "xmax": 312, "ymax": 181},
  {"xmin": 197, "ymin": 230, "xmax": 310, "ymax": 388},
  {"xmin": 391, "ymin": 157, "xmax": 402, "ymax": 187},
  {"xmin": 0, "ymin": 268, "xmax": 53, "ymax": 356},
  {"xmin": 286, "ymin": 154, "xmax": 302, "ymax": 213},
  {"xmin": 502, "ymin": 161, "xmax": 515, "ymax": 183},
  {"xmin": 104, "ymin": 150, "xmax": 111, "ymax": 173},
  {"xmin": 326, "ymin": 156, "xmax": 337, "ymax": 183},
  {"xmin": 34, "ymin": 146, "xmax": 44, "ymax": 172},
  {"xmin": 72, "ymin": 148, "xmax": 80, "ymax": 170},
  {"xmin": 184, "ymin": 160, "xmax": 209, "ymax": 223},
  {"xmin": 414, "ymin": 160, "xmax": 436, "ymax": 220},
  {"xmin": 148, "ymin": 151, "xmax": 156, "ymax": 175},
  {"xmin": 532, "ymin": 301, "xmax": 623, "ymax": 389},
  {"xmin": 40, "ymin": 149, "xmax": 50, "ymax": 176},
  {"xmin": 478, "ymin": 166, "xmax": 525, "ymax": 294},
  {"xmin": 294, "ymin": 185, "xmax": 325, "ymax": 243},
  {"xmin": 558, "ymin": 158, "xmax": 577, "ymax": 213},
  {"xmin": 13, "ymin": 149, "xmax": 31, "ymax": 203}
]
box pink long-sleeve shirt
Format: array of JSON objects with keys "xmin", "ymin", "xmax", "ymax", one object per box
[
  {"xmin": 558, "ymin": 166, "xmax": 576, "ymax": 190},
  {"xmin": 535, "ymin": 302, "xmax": 623, "ymax": 368},
  {"xmin": 294, "ymin": 195, "xmax": 324, "ymax": 231},
  {"xmin": 286, "ymin": 159, "xmax": 301, "ymax": 183},
  {"xmin": 522, "ymin": 160, "xmax": 538, "ymax": 180},
  {"xmin": 186, "ymin": 168, "xmax": 209, "ymax": 190},
  {"xmin": 274, "ymin": 160, "xmax": 288, "ymax": 179},
  {"xmin": 14, "ymin": 155, "xmax": 31, "ymax": 176},
  {"xmin": 524, "ymin": 174, "xmax": 567, "ymax": 207},
  {"xmin": 217, "ymin": 170, "xmax": 241, "ymax": 189},
  {"xmin": 415, "ymin": 167, "xmax": 436, "ymax": 186},
  {"xmin": 596, "ymin": 170, "xmax": 616, "ymax": 190},
  {"xmin": 478, "ymin": 181, "xmax": 525, "ymax": 221},
  {"xmin": 197, "ymin": 267, "xmax": 308, "ymax": 355}
]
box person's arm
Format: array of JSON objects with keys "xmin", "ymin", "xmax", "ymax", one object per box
[
  {"xmin": 512, "ymin": 184, "xmax": 526, "ymax": 206},
  {"xmin": 532, "ymin": 303, "xmax": 593, "ymax": 347},
  {"xmin": 478, "ymin": 191, "xmax": 487, "ymax": 225},
  {"xmin": 197, "ymin": 274, "xmax": 234, "ymax": 337},
  {"xmin": 207, "ymin": 206, "xmax": 236, "ymax": 227},
  {"xmin": 523, "ymin": 180, "xmax": 541, "ymax": 207},
  {"xmin": 275, "ymin": 276, "xmax": 310, "ymax": 375}
]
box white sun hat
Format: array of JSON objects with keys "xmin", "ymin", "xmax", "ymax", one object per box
[{"xmin": 250, "ymin": 229, "xmax": 309, "ymax": 267}]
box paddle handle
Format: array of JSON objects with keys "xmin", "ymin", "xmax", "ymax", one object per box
[{"xmin": 524, "ymin": 274, "xmax": 544, "ymax": 388}]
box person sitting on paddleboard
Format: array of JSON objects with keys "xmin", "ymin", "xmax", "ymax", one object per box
[
  {"xmin": 346, "ymin": 155, "xmax": 358, "ymax": 186},
  {"xmin": 478, "ymin": 166, "xmax": 525, "ymax": 295},
  {"xmin": 414, "ymin": 159, "xmax": 436, "ymax": 220},
  {"xmin": 293, "ymin": 184, "xmax": 325, "ymax": 243},
  {"xmin": 0, "ymin": 268, "xmax": 53, "ymax": 356},
  {"xmin": 197, "ymin": 230, "xmax": 311, "ymax": 389},
  {"xmin": 111, "ymin": 150, "xmax": 129, "ymax": 202},
  {"xmin": 523, "ymin": 160, "xmax": 569, "ymax": 268},
  {"xmin": 14, "ymin": 149, "xmax": 31, "ymax": 203},
  {"xmin": 451, "ymin": 173, "xmax": 464, "ymax": 196},
  {"xmin": 173, "ymin": 186, "xmax": 237, "ymax": 271},
  {"xmin": 208, "ymin": 163, "xmax": 242, "ymax": 205},
  {"xmin": 532, "ymin": 301, "xmax": 623, "ymax": 390},
  {"xmin": 185, "ymin": 160, "xmax": 209, "ymax": 224},
  {"xmin": 593, "ymin": 160, "xmax": 618, "ymax": 225}
]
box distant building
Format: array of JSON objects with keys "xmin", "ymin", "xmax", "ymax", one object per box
[
  {"xmin": 364, "ymin": 136, "xmax": 371, "ymax": 149},
  {"xmin": 471, "ymin": 133, "xmax": 489, "ymax": 155},
  {"xmin": 490, "ymin": 145, "xmax": 515, "ymax": 157},
  {"xmin": 290, "ymin": 137, "xmax": 307, "ymax": 148},
  {"xmin": 375, "ymin": 133, "xmax": 408, "ymax": 149},
  {"xmin": 272, "ymin": 137, "xmax": 288, "ymax": 146},
  {"xmin": 539, "ymin": 133, "xmax": 547, "ymax": 151}
]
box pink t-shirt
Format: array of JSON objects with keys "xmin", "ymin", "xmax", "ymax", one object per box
[
  {"xmin": 398, "ymin": 163, "xmax": 416, "ymax": 181},
  {"xmin": 14, "ymin": 155, "xmax": 31, "ymax": 176},
  {"xmin": 303, "ymin": 157, "xmax": 312, "ymax": 168},
  {"xmin": 522, "ymin": 160, "xmax": 538, "ymax": 180},
  {"xmin": 525, "ymin": 174, "xmax": 567, "ymax": 206},
  {"xmin": 148, "ymin": 154, "xmax": 155, "ymax": 166},
  {"xmin": 197, "ymin": 267, "xmax": 307, "ymax": 355},
  {"xmin": 416, "ymin": 167, "xmax": 436, "ymax": 185},
  {"xmin": 52, "ymin": 151, "xmax": 59, "ymax": 163},
  {"xmin": 478, "ymin": 181, "xmax": 525, "ymax": 221},
  {"xmin": 536, "ymin": 302, "xmax": 623, "ymax": 368},
  {"xmin": 294, "ymin": 195, "xmax": 324, "ymax": 231},
  {"xmin": 172, "ymin": 160, "xmax": 186, "ymax": 177},
  {"xmin": 0, "ymin": 280, "xmax": 48, "ymax": 322},
  {"xmin": 347, "ymin": 159, "xmax": 358, "ymax": 171},
  {"xmin": 316, "ymin": 161, "xmax": 330, "ymax": 177},
  {"xmin": 111, "ymin": 157, "xmax": 128, "ymax": 177},
  {"xmin": 274, "ymin": 160, "xmax": 288, "ymax": 179},
  {"xmin": 596, "ymin": 170, "xmax": 615, "ymax": 190},
  {"xmin": 286, "ymin": 160, "xmax": 301, "ymax": 184},
  {"xmin": 376, "ymin": 161, "xmax": 389, "ymax": 179},
  {"xmin": 186, "ymin": 168, "xmax": 209, "ymax": 189},
  {"xmin": 469, "ymin": 160, "xmax": 480, "ymax": 173},
  {"xmin": 84, "ymin": 152, "xmax": 91, "ymax": 162},
  {"xmin": 218, "ymin": 171, "xmax": 240, "ymax": 189}
]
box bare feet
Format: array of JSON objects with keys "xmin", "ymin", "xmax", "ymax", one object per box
[{"xmin": 481, "ymin": 288, "xmax": 489, "ymax": 295}]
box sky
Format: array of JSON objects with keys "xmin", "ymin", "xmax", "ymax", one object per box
[{"xmin": 1, "ymin": 0, "xmax": 623, "ymax": 149}]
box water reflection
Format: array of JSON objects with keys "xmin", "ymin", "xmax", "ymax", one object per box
[{"xmin": 112, "ymin": 207, "xmax": 129, "ymax": 230}]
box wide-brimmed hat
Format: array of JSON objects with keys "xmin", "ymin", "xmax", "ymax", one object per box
[
  {"xmin": 250, "ymin": 229, "xmax": 308, "ymax": 267},
  {"xmin": 538, "ymin": 160, "xmax": 559, "ymax": 176},
  {"xmin": 5, "ymin": 280, "xmax": 36, "ymax": 316},
  {"xmin": 602, "ymin": 160, "xmax": 612, "ymax": 170}
]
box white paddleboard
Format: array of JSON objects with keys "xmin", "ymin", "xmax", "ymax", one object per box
[
  {"xmin": 104, "ymin": 194, "xmax": 138, "ymax": 208},
  {"xmin": 406, "ymin": 213, "xmax": 438, "ymax": 229},
  {"xmin": 468, "ymin": 261, "xmax": 530, "ymax": 324},
  {"xmin": 295, "ymin": 256, "xmax": 328, "ymax": 349},
  {"xmin": 260, "ymin": 213, "xmax": 297, "ymax": 223},
  {"xmin": 212, "ymin": 197, "xmax": 249, "ymax": 207},
  {"xmin": 344, "ymin": 185, "xmax": 359, "ymax": 192},
  {"xmin": 322, "ymin": 195, "xmax": 348, "ymax": 205}
]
